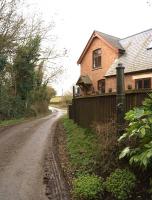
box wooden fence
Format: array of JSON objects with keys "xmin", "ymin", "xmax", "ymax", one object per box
[{"xmin": 69, "ymin": 90, "xmax": 152, "ymax": 128}]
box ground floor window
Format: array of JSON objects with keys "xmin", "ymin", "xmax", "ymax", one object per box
[
  {"xmin": 135, "ymin": 78, "xmax": 151, "ymax": 89},
  {"xmin": 98, "ymin": 79, "xmax": 105, "ymax": 93}
]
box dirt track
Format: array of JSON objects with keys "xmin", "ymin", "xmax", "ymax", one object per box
[{"xmin": 0, "ymin": 108, "xmax": 69, "ymax": 200}]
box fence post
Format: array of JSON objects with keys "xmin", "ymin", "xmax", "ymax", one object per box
[
  {"xmin": 72, "ymin": 86, "xmax": 76, "ymax": 123},
  {"xmin": 73, "ymin": 86, "xmax": 75, "ymax": 99},
  {"xmin": 116, "ymin": 63, "xmax": 125, "ymax": 134},
  {"xmin": 68, "ymin": 104, "xmax": 71, "ymax": 119}
]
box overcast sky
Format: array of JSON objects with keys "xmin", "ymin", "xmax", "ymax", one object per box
[{"xmin": 26, "ymin": 0, "xmax": 152, "ymax": 95}]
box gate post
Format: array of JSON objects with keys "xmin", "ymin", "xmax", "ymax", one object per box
[{"xmin": 116, "ymin": 63, "xmax": 125, "ymax": 134}]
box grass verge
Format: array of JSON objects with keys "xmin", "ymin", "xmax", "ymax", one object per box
[
  {"xmin": 0, "ymin": 110, "xmax": 52, "ymax": 127},
  {"xmin": 61, "ymin": 116, "xmax": 104, "ymax": 199},
  {"xmin": 60, "ymin": 117, "xmax": 145, "ymax": 200},
  {"xmin": 0, "ymin": 118, "xmax": 26, "ymax": 127},
  {"xmin": 61, "ymin": 116, "xmax": 98, "ymax": 174}
]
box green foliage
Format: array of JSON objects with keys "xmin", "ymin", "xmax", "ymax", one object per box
[
  {"xmin": 73, "ymin": 174, "xmax": 104, "ymax": 200},
  {"xmin": 0, "ymin": 84, "xmax": 25, "ymax": 120},
  {"xmin": 13, "ymin": 36, "xmax": 41, "ymax": 100},
  {"xmin": 119, "ymin": 93, "xmax": 152, "ymax": 168},
  {"xmin": 62, "ymin": 117, "xmax": 101, "ymax": 199},
  {"xmin": 104, "ymin": 169, "xmax": 136, "ymax": 200},
  {"xmin": 0, "ymin": 54, "xmax": 7, "ymax": 71},
  {"xmin": 0, "ymin": 0, "xmax": 60, "ymax": 121},
  {"xmin": 62, "ymin": 117, "xmax": 98, "ymax": 173},
  {"xmin": 0, "ymin": 118, "xmax": 25, "ymax": 127},
  {"xmin": 0, "ymin": 35, "xmax": 56, "ymax": 120}
]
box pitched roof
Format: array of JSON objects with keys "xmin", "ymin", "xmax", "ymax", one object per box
[
  {"xmin": 105, "ymin": 28, "xmax": 152, "ymax": 76},
  {"xmin": 76, "ymin": 75, "xmax": 92, "ymax": 85},
  {"xmin": 77, "ymin": 31, "xmax": 123, "ymax": 64},
  {"xmin": 95, "ymin": 31, "xmax": 124, "ymax": 50}
]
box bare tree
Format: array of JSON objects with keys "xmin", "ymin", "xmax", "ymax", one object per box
[
  {"xmin": 0, "ymin": 0, "xmax": 67, "ymax": 87},
  {"xmin": 0, "ymin": 0, "xmax": 25, "ymax": 55}
]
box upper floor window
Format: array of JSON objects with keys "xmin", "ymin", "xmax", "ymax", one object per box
[{"xmin": 93, "ymin": 48, "xmax": 101, "ymax": 69}]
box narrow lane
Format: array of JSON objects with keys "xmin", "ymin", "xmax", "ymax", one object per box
[{"xmin": 0, "ymin": 108, "xmax": 64, "ymax": 200}]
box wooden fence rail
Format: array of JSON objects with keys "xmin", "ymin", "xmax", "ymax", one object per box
[{"xmin": 69, "ymin": 90, "xmax": 152, "ymax": 128}]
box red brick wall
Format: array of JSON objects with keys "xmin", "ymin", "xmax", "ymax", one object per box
[
  {"xmin": 106, "ymin": 72, "xmax": 152, "ymax": 93},
  {"xmin": 106, "ymin": 75, "xmax": 134, "ymax": 93},
  {"xmin": 79, "ymin": 36, "xmax": 152, "ymax": 94},
  {"xmin": 80, "ymin": 37, "xmax": 118, "ymax": 92}
]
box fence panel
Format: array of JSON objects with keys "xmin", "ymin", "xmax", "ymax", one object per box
[
  {"xmin": 69, "ymin": 90, "xmax": 152, "ymax": 129},
  {"xmin": 73, "ymin": 94, "xmax": 116, "ymax": 128}
]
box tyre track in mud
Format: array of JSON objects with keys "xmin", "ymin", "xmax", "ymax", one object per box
[{"xmin": 0, "ymin": 108, "xmax": 69, "ymax": 200}]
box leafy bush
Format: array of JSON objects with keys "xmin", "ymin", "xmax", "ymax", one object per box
[
  {"xmin": 104, "ymin": 169, "xmax": 136, "ymax": 200},
  {"xmin": 0, "ymin": 87, "xmax": 25, "ymax": 120},
  {"xmin": 119, "ymin": 93, "xmax": 152, "ymax": 168},
  {"xmin": 73, "ymin": 174, "xmax": 103, "ymax": 199}
]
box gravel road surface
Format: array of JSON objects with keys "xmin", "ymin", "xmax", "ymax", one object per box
[{"xmin": 0, "ymin": 108, "xmax": 66, "ymax": 200}]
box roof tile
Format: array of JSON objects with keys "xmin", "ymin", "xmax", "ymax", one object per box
[{"xmin": 105, "ymin": 29, "xmax": 152, "ymax": 76}]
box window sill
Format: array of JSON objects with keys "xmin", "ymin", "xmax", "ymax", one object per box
[{"xmin": 92, "ymin": 67, "xmax": 102, "ymax": 71}]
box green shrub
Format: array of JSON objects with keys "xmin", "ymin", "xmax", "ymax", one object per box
[
  {"xmin": 119, "ymin": 93, "xmax": 152, "ymax": 168},
  {"xmin": 73, "ymin": 174, "xmax": 104, "ymax": 199},
  {"xmin": 0, "ymin": 88, "xmax": 26, "ymax": 120},
  {"xmin": 104, "ymin": 169, "xmax": 136, "ymax": 200}
]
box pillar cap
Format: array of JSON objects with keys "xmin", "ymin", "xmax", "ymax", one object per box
[{"xmin": 116, "ymin": 63, "xmax": 125, "ymax": 69}]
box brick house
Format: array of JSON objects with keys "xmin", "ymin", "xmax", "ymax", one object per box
[{"xmin": 76, "ymin": 29, "xmax": 152, "ymax": 95}]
